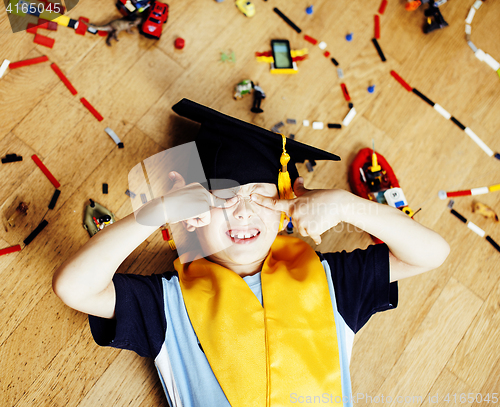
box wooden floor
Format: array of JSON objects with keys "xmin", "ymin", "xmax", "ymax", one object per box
[{"xmin": 1, "ymin": 0, "xmax": 499, "ymax": 405}]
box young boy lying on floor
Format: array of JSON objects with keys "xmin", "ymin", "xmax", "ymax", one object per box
[{"xmin": 53, "ymin": 99, "xmax": 450, "ymax": 407}]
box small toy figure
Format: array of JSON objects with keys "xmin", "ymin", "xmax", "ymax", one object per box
[
  {"xmin": 89, "ymin": 15, "xmax": 142, "ymax": 46},
  {"xmin": 251, "ymin": 84, "xmax": 266, "ymax": 113},
  {"xmin": 233, "ymin": 79, "xmax": 254, "ymax": 100},
  {"xmin": 83, "ymin": 199, "xmax": 116, "ymax": 237},
  {"xmin": 405, "ymin": 0, "xmax": 448, "ymax": 34},
  {"xmin": 235, "ymin": 0, "xmax": 255, "ymax": 17}
]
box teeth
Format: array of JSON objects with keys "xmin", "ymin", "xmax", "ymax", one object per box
[
  {"xmin": 229, "ymin": 231, "xmax": 257, "ymax": 239},
  {"xmin": 244, "ymin": 233, "xmax": 252, "ymax": 238},
  {"xmin": 237, "ymin": 233, "xmax": 245, "ymax": 239}
]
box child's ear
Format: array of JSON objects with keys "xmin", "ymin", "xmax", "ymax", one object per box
[{"xmin": 182, "ymin": 220, "xmax": 196, "ymax": 232}]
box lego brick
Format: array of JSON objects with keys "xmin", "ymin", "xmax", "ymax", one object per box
[
  {"xmin": 105, "ymin": 127, "xmax": 123, "ymax": 147},
  {"xmin": 336, "ymin": 68, "xmax": 344, "ymax": 78},
  {"xmin": 304, "ymin": 35, "xmax": 318, "ymax": 45},
  {"xmin": 23, "ymin": 220, "xmax": 49, "ymax": 246},
  {"xmin": 98, "ymin": 30, "xmax": 108, "ymax": 37},
  {"xmin": 81, "ymin": 98, "xmax": 104, "ymax": 122},
  {"xmin": 125, "ymin": 189, "xmax": 136, "ymax": 199},
  {"xmin": 67, "ymin": 18, "xmax": 78, "ymax": 29},
  {"xmin": 32, "ymin": 154, "xmax": 61, "ymax": 188},
  {"xmin": 302, "ymin": 120, "xmax": 309, "ymax": 126},
  {"xmin": 464, "ymin": 127, "xmax": 494, "ymax": 157},
  {"xmin": 485, "ymin": 236, "xmax": 500, "ymax": 252},
  {"xmin": 483, "ymin": 54, "xmax": 500, "ymax": 71},
  {"xmin": 450, "ymin": 209, "xmax": 467, "ymax": 223},
  {"xmin": 9, "ymin": 55, "xmax": 49, "ymax": 69},
  {"xmin": 467, "ymin": 41, "xmax": 478, "ymax": 53},
  {"xmin": 87, "ymin": 26, "xmax": 98, "ymax": 34},
  {"xmin": 327, "ymin": 123, "xmax": 342, "ymax": 129},
  {"xmin": 412, "ymin": 88, "xmax": 434, "ymax": 106},
  {"xmin": 390, "ymin": 70, "xmax": 412, "ymax": 92},
  {"xmin": 465, "ymin": 24, "xmax": 471, "ymax": 35},
  {"xmin": 102, "ymin": 183, "xmax": 108, "ymax": 194},
  {"xmin": 375, "ymin": 15, "xmax": 380, "ymax": 39},
  {"xmin": 51, "ymin": 63, "xmax": 78, "ymax": 95},
  {"xmin": 140, "ymin": 193, "xmax": 147, "ymax": 204},
  {"xmin": 433, "ymin": 103, "xmax": 451, "ymax": 120},
  {"xmin": 273, "ymin": 7, "xmax": 302, "ymax": 33},
  {"xmin": 471, "ymin": 187, "xmax": 489, "ymax": 195},
  {"xmin": 372, "ymin": 38, "xmax": 386, "ymax": 62},
  {"xmin": 0, "ymin": 244, "xmax": 22, "ymax": 256},
  {"xmin": 340, "ymin": 83, "xmax": 351, "ymax": 102},
  {"xmin": 75, "ymin": 16, "xmax": 89, "ymax": 35},
  {"xmin": 323, "ymin": 51, "xmax": 330, "ymax": 57},
  {"xmin": 27, "ymin": 23, "xmax": 38, "ymax": 34},
  {"xmin": 342, "ymin": 107, "xmax": 357, "ymax": 126},
  {"xmin": 34, "ymin": 34, "xmax": 55, "ymax": 48},
  {"xmin": 450, "ymin": 116, "xmax": 466, "ymax": 131},
  {"xmin": 318, "ymin": 41, "xmax": 327, "ymax": 50},
  {"xmin": 286, "ymin": 118, "xmax": 296, "ymax": 125},
  {"xmin": 0, "ymin": 60, "xmax": 11, "ymax": 79},
  {"xmin": 53, "ymin": 14, "xmax": 71, "ymax": 27},
  {"xmin": 312, "ymin": 121, "xmax": 323, "ymax": 130},
  {"xmin": 330, "ymin": 57, "xmax": 339, "ymax": 66},
  {"xmin": 473, "ymin": 0, "xmax": 483, "ymax": 10},
  {"xmin": 465, "ymin": 7, "xmax": 476, "ymax": 24},
  {"xmin": 467, "ymin": 221, "xmax": 485, "ymax": 237},
  {"xmin": 48, "ymin": 188, "xmax": 61, "ymax": 209},
  {"xmin": 378, "ymin": 0, "xmax": 388, "ymax": 14},
  {"xmin": 1, "ymin": 154, "xmax": 23, "ymax": 163}
]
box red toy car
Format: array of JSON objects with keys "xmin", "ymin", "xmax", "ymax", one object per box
[{"xmin": 141, "ymin": 1, "xmax": 169, "ymax": 39}]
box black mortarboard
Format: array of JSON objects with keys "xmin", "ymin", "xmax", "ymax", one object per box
[{"xmin": 172, "ymin": 99, "xmax": 341, "ymax": 194}]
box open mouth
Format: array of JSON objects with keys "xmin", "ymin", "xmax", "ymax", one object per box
[{"xmin": 226, "ymin": 229, "xmax": 261, "ymax": 244}]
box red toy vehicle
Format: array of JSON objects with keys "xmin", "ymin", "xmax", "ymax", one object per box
[{"xmin": 141, "ymin": 1, "xmax": 169, "ymax": 39}]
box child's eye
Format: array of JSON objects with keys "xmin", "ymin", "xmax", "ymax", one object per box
[{"xmin": 223, "ymin": 196, "xmax": 239, "ymax": 208}]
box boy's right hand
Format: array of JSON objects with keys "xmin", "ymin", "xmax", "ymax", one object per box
[{"xmin": 134, "ymin": 171, "xmax": 225, "ymax": 228}]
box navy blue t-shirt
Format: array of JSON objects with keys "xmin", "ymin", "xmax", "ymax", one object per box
[{"xmin": 89, "ymin": 243, "xmax": 398, "ymax": 359}]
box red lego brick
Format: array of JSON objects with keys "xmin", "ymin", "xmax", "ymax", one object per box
[
  {"xmin": 51, "ymin": 63, "xmax": 78, "ymax": 95},
  {"xmin": 375, "ymin": 15, "xmax": 380, "ymax": 39},
  {"xmin": 80, "ymin": 98, "xmax": 104, "ymax": 122},
  {"xmin": 34, "ymin": 34, "xmax": 55, "ymax": 48},
  {"xmin": 98, "ymin": 30, "xmax": 108, "ymax": 37},
  {"xmin": 340, "ymin": 83, "xmax": 351, "ymax": 102},
  {"xmin": 0, "ymin": 245, "xmax": 22, "ymax": 257},
  {"xmin": 31, "ymin": 154, "xmax": 61, "ymax": 188},
  {"xmin": 38, "ymin": 18, "xmax": 58, "ymax": 31},
  {"xmin": 27, "ymin": 23, "xmax": 38, "ymax": 34},
  {"xmin": 304, "ymin": 35, "xmax": 318, "ymax": 45},
  {"xmin": 75, "ymin": 17, "xmax": 89, "ymax": 35},
  {"xmin": 324, "ymin": 51, "xmax": 330, "ymax": 57},
  {"xmin": 378, "ymin": 0, "xmax": 388, "ymax": 14},
  {"xmin": 9, "ymin": 56, "xmax": 49, "ymax": 69},
  {"xmin": 390, "ymin": 70, "xmax": 412, "ymax": 92}
]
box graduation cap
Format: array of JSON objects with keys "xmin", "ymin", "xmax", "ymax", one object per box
[{"xmin": 172, "ymin": 99, "xmax": 341, "ymax": 199}]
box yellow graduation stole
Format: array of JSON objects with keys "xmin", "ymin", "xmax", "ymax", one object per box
[{"xmin": 174, "ymin": 235, "xmax": 342, "ymax": 406}]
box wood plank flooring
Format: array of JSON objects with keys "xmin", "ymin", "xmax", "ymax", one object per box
[{"xmin": 1, "ymin": 0, "xmax": 499, "ymax": 405}]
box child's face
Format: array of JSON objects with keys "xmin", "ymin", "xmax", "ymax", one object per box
[{"xmin": 193, "ymin": 182, "xmax": 283, "ymax": 270}]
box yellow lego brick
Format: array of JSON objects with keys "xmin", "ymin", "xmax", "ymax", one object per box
[
  {"xmin": 270, "ymin": 68, "xmax": 298, "ymax": 75},
  {"xmin": 256, "ymin": 56, "xmax": 274, "ymax": 63},
  {"xmin": 291, "ymin": 48, "xmax": 308, "ymax": 57},
  {"xmin": 497, "ymin": 68, "xmax": 500, "ymax": 79},
  {"xmin": 52, "ymin": 14, "xmax": 70, "ymax": 26},
  {"xmin": 489, "ymin": 183, "xmax": 500, "ymax": 192}
]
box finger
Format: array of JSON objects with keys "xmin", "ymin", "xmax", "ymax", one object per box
[
  {"xmin": 298, "ymin": 225, "xmax": 308, "ymax": 237},
  {"xmin": 293, "ymin": 177, "xmax": 311, "ymax": 197},
  {"xmin": 169, "ymin": 171, "xmax": 186, "ymax": 191},
  {"xmin": 250, "ymin": 193, "xmax": 291, "ymax": 213},
  {"xmin": 310, "ymin": 234, "xmax": 322, "ymax": 245}
]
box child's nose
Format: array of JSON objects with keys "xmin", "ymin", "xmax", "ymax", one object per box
[{"xmin": 232, "ymin": 196, "xmax": 255, "ymax": 220}]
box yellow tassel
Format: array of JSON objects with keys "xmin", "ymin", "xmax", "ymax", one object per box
[{"xmin": 278, "ymin": 135, "xmax": 295, "ymax": 229}]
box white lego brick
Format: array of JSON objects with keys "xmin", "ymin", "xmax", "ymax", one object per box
[
  {"xmin": 464, "ymin": 127, "xmax": 494, "ymax": 157},
  {"xmin": 312, "ymin": 121, "xmax": 324, "ymax": 130},
  {"xmin": 318, "ymin": 41, "xmax": 327, "ymax": 50},
  {"xmin": 474, "ymin": 48, "xmax": 486, "ymax": 62},
  {"xmin": 337, "ymin": 68, "xmax": 344, "ymax": 79},
  {"xmin": 483, "ymin": 53, "xmax": 500, "ymax": 71},
  {"xmin": 465, "ymin": 24, "xmax": 471, "ymax": 35},
  {"xmin": 0, "ymin": 59, "xmax": 10, "ymax": 78},
  {"xmin": 433, "ymin": 103, "xmax": 451, "ymax": 120},
  {"xmin": 473, "ymin": 0, "xmax": 483, "ymax": 10},
  {"xmin": 471, "ymin": 187, "xmax": 489, "ymax": 195},
  {"xmin": 465, "ymin": 7, "xmax": 476, "ymax": 24},
  {"xmin": 467, "ymin": 41, "xmax": 478, "ymax": 53},
  {"xmin": 302, "ymin": 120, "xmax": 310, "ymax": 126},
  {"xmin": 342, "ymin": 107, "xmax": 356, "ymax": 126},
  {"xmin": 384, "ymin": 188, "xmax": 408, "ymax": 208},
  {"xmin": 467, "ymin": 221, "xmax": 485, "ymax": 237}
]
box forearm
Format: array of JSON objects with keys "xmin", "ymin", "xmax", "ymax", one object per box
[
  {"xmin": 339, "ymin": 191, "xmax": 450, "ymax": 269},
  {"xmin": 53, "ymin": 211, "xmax": 158, "ymax": 304}
]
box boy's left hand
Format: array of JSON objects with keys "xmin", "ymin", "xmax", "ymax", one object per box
[{"xmin": 251, "ymin": 178, "xmax": 346, "ymax": 245}]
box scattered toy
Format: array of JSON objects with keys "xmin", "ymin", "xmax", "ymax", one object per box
[
  {"xmin": 80, "ymin": 98, "xmax": 104, "ymax": 122},
  {"xmin": 368, "ymin": 85, "xmax": 375, "ymax": 93},
  {"xmin": 374, "ymin": 14, "xmax": 380, "ymax": 39},
  {"xmin": 1, "ymin": 153, "xmax": 22, "ymax": 163},
  {"xmin": 305, "ymin": 5, "xmax": 313, "ymax": 15},
  {"xmin": 105, "ymin": 127, "xmax": 124, "ymax": 148},
  {"xmin": 271, "ymin": 121, "xmax": 285, "ymax": 133},
  {"xmin": 372, "ymin": 38, "xmax": 386, "ymax": 61},
  {"xmin": 48, "ymin": 189, "xmax": 61, "ymax": 209},
  {"xmin": 378, "ymin": 0, "xmax": 388, "ymax": 14},
  {"xmin": 235, "ymin": 0, "xmax": 255, "ymax": 17},
  {"xmin": 32, "ymin": 154, "xmax": 61, "ymax": 188},
  {"xmin": 0, "ymin": 59, "xmax": 10, "ymax": 78},
  {"xmin": 473, "ymin": 202, "xmax": 498, "ymax": 222},
  {"xmin": 125, "ymin": 189, "xmax": 136, "ymax": 198},
  {"xmin": 318, "ymin": 41, "xmax": 326, "ymax": 50},
  {"xmin": 327, "ymin": 123, "xmax": 342, "ymax": 129},
  {"xmin": 312, "ymin": 121, "xmax": 323, "ymax": 130},
  {"xmin": 438, "ymin": 182, "xmax": 500, "ymax": 199},
  {"xmin": 34, "ymin": 33, "xmax": 55, "ymax": 48},
  {"xmin": 337, "ymin": 68, "xmax": 344, "ymax": 79},
  {"xmin": 342, "ymin": 106, "xmax": 357, "ymax": 126},
  {"xmin": 24, "ymin": 220, "xmax": 49, "ymax": 246},
  {"xmin": 304, "ymin": 35, "xmax": 317, "ymax": 45},
  {"xmin": 340, "ymin": 83, "xmax": 351, "ymax": 102},
  {"xmin": 9, "ymin": 56, "xmax": 49, "ymax": 69},
  {"xmin": 234, "ymin": 79, "xmax": 254, "ymax": 100},
  {"xmin": 273, "ymin": 7, "xmax": 302, "ymax": 33},
  {"xmin": 141, "ymin": 1, "xmax": 169, "ymax": 39},
  {"xmin": 450, "ymin": 208, "xmax": 500, "ymax": 253},
  {"xmin": 330, "ymin": 57, "xmax": 339, "ymax": 66},
  {"xmin": 103, "ymin": 183, "xmax": 108, "ymax": 194},
  {"xmin": 220, "ymin": 50, "xmax": 236, "ymax": 63},
  {"xmin": 0, "ymin": 244, "xmax": 22, "ymax": 257},
  {"xmin": 286, "ymin": 118, "xmax": 296, "ymax": 125},
  {"xmin": 140, "ymin": 193, "xmax": 148, "ymax": 204},
  {"xmin": 303, "ymin": 120, "xmax": 310, "ymax": 126},
  {"xmin": 175, "ymin": 37, "xmax": 185, "ymax": 49},
  {"xmin": 83, "ymin": 199, "xmax": 116, "ymax": 237},
  {"xmin": 251, "ymin": 84, "xmax": 266, "ymax": 113},
  {"xmin": 345, "ymin": 32, "xmax": 353, "ymax": 41},
  {"xmin": 51, "ymin": 63, "xmax": 78, "ymax": 95}
]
